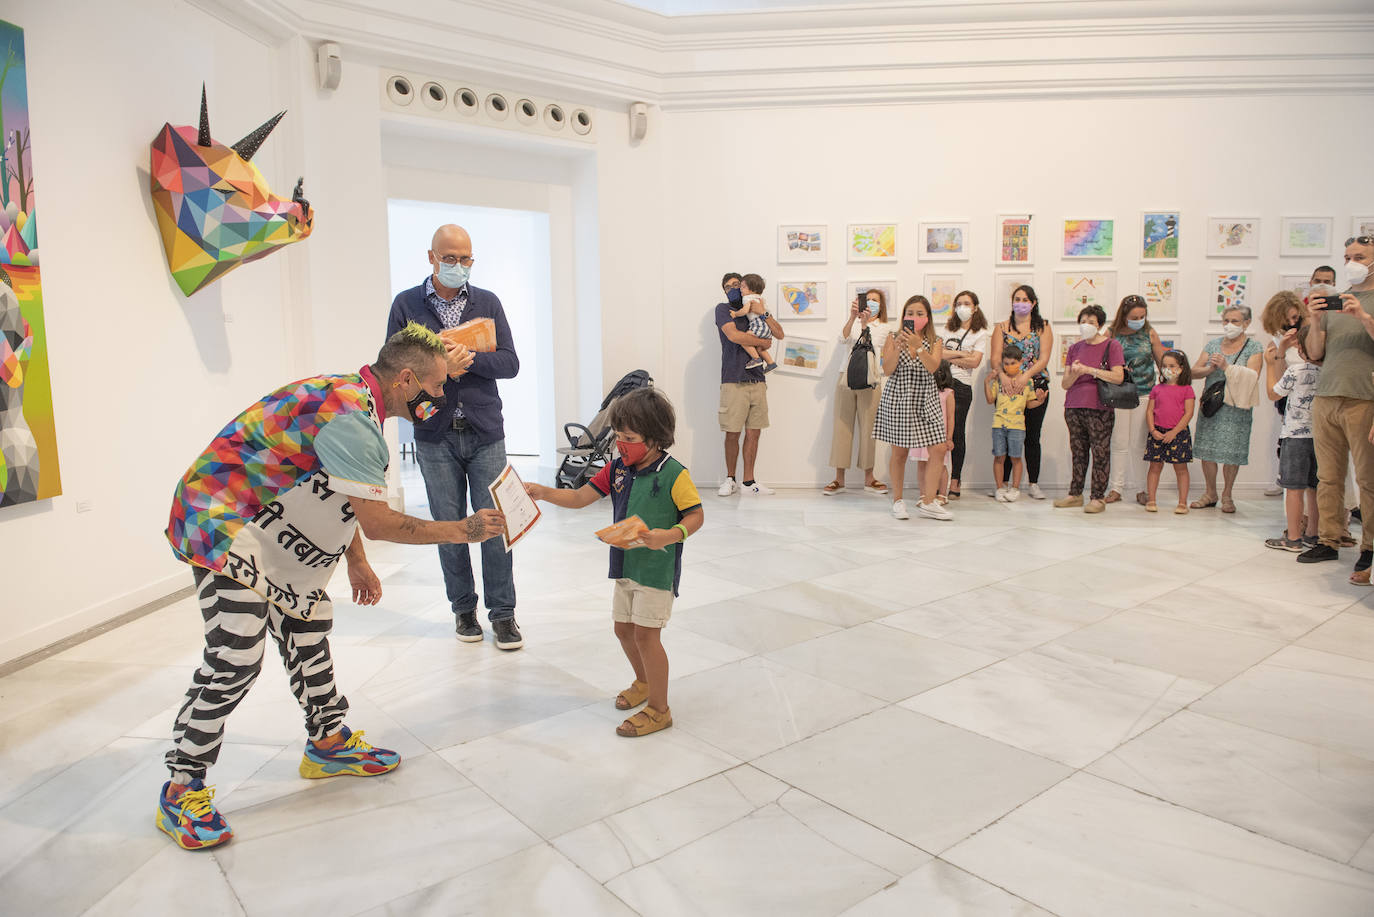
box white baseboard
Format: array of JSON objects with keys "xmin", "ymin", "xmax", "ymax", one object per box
[{"xmin": 714, "ymin": 479, "xmax": 1285, "ymax": 497}]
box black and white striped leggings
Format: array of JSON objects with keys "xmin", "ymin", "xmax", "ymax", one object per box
[{"xmin": 165, "ymin": 568, "xmax": 347, "ymax": 780}]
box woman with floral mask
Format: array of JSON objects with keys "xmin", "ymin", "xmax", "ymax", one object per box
[
  {"xmin": 1105, "ymin": 293, "xmax": 1164, "ymax": 505},
  {"xmin": 1191, "ymin": 306, "xmax": 1265, "ymax": 513}
]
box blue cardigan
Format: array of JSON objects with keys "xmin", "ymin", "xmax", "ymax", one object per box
[{"xmin": 386, "ymin": 281, "xmax": 520, "ymax": 445}]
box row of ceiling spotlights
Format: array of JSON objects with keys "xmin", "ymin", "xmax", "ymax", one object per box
[{"xmin": 386, "ymin": 75, "xmax": 593, "ymax": 135}]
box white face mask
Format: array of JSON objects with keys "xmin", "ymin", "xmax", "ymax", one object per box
[
  {"xmin": 1346, "ymin": 260, "xmax": 1371, "ymax": 286},
  {"xmin": 1222, "ymin": 322, "xmax": 1244, "ymax": 339},
  {"xmin": 955, "ymin": 305, "xmax": 974, "ymax": 322},
  {"xmin": 1078, "ymin": 322, "xmax": 1099, "ymax": 339}
]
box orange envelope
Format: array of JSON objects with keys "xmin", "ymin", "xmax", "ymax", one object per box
[
  {"xmin": 439, "ymin": 317, "xmax": 497, "ymax": 352},
  {"xmin": 596, "ymin": 516, "xmax": 651, "ymax": 549}
]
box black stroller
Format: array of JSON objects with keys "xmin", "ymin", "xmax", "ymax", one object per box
[{"xmin": 555, "ymin": 369, "xmax": 654, "ymax": 489}]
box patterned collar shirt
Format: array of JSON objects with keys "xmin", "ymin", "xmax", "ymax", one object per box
[{"xmin": 424, "ymin": 275, "xmax": 468, "ymax": 420}]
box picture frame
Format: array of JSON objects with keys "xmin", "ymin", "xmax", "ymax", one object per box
[
  {"xmin": 918, "ymin": 221, "xmax": 969, "ymax": 261},
  {"xmin": 1353, "ymin": 216, "xmax": 1374, "ymax": 240},
  {"xmin": 1053, "ymin": 270, "xmax": 1117, "ymax": 320},
  {"xmin": 1138, "ymin": 271, "xmax": 1179, "ymax": 323},
  {"xmin": 996, "ymin": 214, "xmax": 1033, "ymax": 266},
  {"xmin": 847, "ymin": 223, "xmax": 898, "ymax": 262},
  {"xmin": 1211, "ymin": 270, "xmax": 1251, "ymax": 321},
  {"xmin": 1062, "ymin": 218, "xmax": 1115, "ymax": 259},
  {"xmin": 1054, "ymin": 328, "xmax": 1074, "ymax": 375},
  {"xmin": 1280, "ymin": 273, "xmax": 1311, "ymax": 301},
  {"xmin": 846, "ymin": 280, "xmax": 898, "ymax": 321},
  {"xmin": 776, "ymin": 280, "xmax": 827, "ymax": 320},
  {"xmin": 1141, "ymin": 211, "xmax": 1180, "ymax": 262},
  {"xmin": 777, "ymin": 224, "xmax": 827, "ymax": 264},
  {"xmin": 1280, "ymin": 216, "xmax": 1333, "ymax": 257},
  {"xmin": 992, "ymin": 272, "xmax": 1034, "ymax": 324},
  {"xmin": 1206, "ymin": 217, "xmax": 1260, "ymax": 257},
  {"xmin": 778, "ymin": 335, "xmax": 825, "ymax": 377},
  {"xmin": 925, "ymin": 274, "xmax": 964, "ymax": 323}
]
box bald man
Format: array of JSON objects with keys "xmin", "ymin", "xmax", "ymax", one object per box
[{"xmin": 387, "ymin": 225, "xmax": 524, "ymax": 649}]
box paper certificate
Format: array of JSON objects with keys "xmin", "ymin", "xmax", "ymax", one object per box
[{"xmin": 487, "ymin": 464, "xmax": 542, "ymax": 552}]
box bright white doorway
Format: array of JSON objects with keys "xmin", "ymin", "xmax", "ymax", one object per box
[{"xmin": 386, "ymin": 199, "xmax": 553, "ymax": 458}]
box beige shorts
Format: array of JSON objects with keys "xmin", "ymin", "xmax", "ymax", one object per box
[
  {"xmin": 719, "ymin": 382, "xmax": 769, "ymax": 433},
  {"xmin": 612, "ymin": 579, "xmax": 674, "ymax": 628}
]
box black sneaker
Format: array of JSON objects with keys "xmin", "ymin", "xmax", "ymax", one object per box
[
  {"xmin": 455, "ymin": 612, "xmax": 483, "ymax": 643},
  {"xmin": 1356, "ymin": 549, "xmax": 1373, "ymax": 573},
  {"xmin": 492, "ymin": 618, "xmax": 524, "ymax": 651},
  {"xmin": 1301, "ymin": 534, "xmax": 1319, "ymax": 547},
  {"xmin": 1297, "ymin": 544, "xmax": 1340, "ymax": 564}
]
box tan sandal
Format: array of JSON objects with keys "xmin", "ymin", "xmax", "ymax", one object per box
[
  {"xmin": 615, "ymin": 680, "xmax": 649, "ymax": 710},
  {"xmin": 1145, "ymin": 502, "xmax": 1157, "ymax": 513},
  {"xmin": 1190, "ymin": 496, "xmax": 1218, "ymax": 509},
  {"xmin": 1174, "ymin": 504, "xmax": 1189, "ymax": 515},
  {"xmin": 616, "ymin": 705, "xmax": 672, "ymax": 737},
  {"xmin": 1220, "ymin": 498, "xmax": 1236, "ymax": 514},
  {"xmin": 1351, "ymin": 569, "xmax": 1372, "ymax": 587},
  {"xmin": 822, "ymin": 480, "xmax": 844, "ymax": 495},
  {"xmin": 1104, "ymin": 491, "xmax": 1122, "ymax": 504}
]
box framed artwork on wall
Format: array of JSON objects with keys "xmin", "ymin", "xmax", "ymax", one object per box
[
  {"xmin": 778, "ymin": 336, "xmax": 825, "ymax": 377},
  {"xmin": 1053, "ymin": 270, "xmax": 1117, "ymax": 320},
  {"xmin": 777, "ymin": 280, "xmax": 827, "ymax": 319},
  {"xmin": 1062, "ymin": 219, "xmax": 1115, "ymax": 259},
  {"xmin": 1280, "ymin": 217, "xmax": 1333, "ymax": 257},
  {"xmin": 846, "ymin": 280, "xmax": 898, "ymax": 320},
  {"xmin": 918, "ymin": 221, "xmax": 969, "ymax": 261},
  {"xmin": 1206, "ymin": 217, "xmax": 1260, "ymax": 257},
  {"xmin": 1155, "ymin": 330, "xmax": 1178, "ymax": 354},
  {"xmin": 992, "ymin": 272, "xmax": 1034, "ymax": 324},
  {"xmin": 847, "ymin": 223, "xmax": 897, "ymax": 262},
  {"xmin": 1139, "ymin": 271, "xmax": 1179, "ymax": 323},
  {"xmin": 1280, "ymin": 273, "xmax": 1311, "ymax": 300},
  {"xmin": 1353, "ymin": 216, "xmax": 1374, "ymax": 240},
  {"xmin": 996, "ymin": 214, "xmax": 1033, "ymax": 266},
  {"xmin": 1212, "ymin": 270, "xmax": 1251, "ymax": 320},
  {"xmin": 1141, "ymin": 211, "xmax": 1180, "ymax": 261},
  {"xmin": 777, "ymin": 224, "xmax": 827, "ymax": 263},
  {"xmin": 925, "ymin": 274, "xmax": 964, "ymax": 323},
  {"xmin": 1055, "ymin": 329, "xmax": 1073, "ymax": 374}
]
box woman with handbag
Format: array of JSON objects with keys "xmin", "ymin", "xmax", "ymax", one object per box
[
  {"xmin": 1052, "ymin": 305, "xmax": 1127, "ymax": 513},
  {"xmin": 824, "ymin": 289, "xmax": 893, "ymax": 495},
  {"xmin": 1105, "ymin": 293, "xmax": 1165, "ymax": 505},
  {"xmin": 989, "ymin": 285, "xmax": 1055, "ymax": 499},
  {"xmin": 942, "ymin": 290, "xmax": 991, "ymax": 499},
  {"xmin": 1191, "ymin": 306, "xmax": 1265, "ymax": 513}
]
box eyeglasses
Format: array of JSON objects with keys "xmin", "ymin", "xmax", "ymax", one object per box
[
  {"xmin": 1347, "ymin": 236, "xmax": 1374, "ymax": 247},
  {"xmin": 436, "ymin": 254, "xmax": 476, "ymax": 267}
]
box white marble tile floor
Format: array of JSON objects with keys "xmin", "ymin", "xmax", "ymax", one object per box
[{"xmin": 2, "ymin": 471, "xmax": 1373, "ymax": 915}]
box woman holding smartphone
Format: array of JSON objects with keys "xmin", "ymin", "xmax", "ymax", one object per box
[
  {"xmin": 874, "ymin": 295, "xmax": 950, "ymax": 521},
  {"xmin": 825, "ymin": 288, "xmax": 893, "ymax": 495},
  {"xmin": 989, "ymin": 285, "xmax": 1054, "ymax": 499}
]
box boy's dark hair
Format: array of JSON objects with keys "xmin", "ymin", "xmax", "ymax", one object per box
[
  {"xmin": 609, "ymin": 386, "xmax": 675, "ymax": 450},
  {"xmin": 741, "ymin": 273, "xmax": 766, "ymax": 294},
  {"xmin": 1161, "ymin": 349, "xmax": 1192, "ymax": 386},
  {"xmin": 932, "ymin": 361, "xmax": 954, "ymax": 390},
  {"xmin": 1001, "ymin": 342, "xmax": 1024, "ymax": 363},
  {"xmin": 1077, "ymin": 304, "xmax": 1107, "ymax": 327},
  {"xmin": 1294, "ymin": 323, "xmax": 1313, "ymax": 362},
  {"xmin": 721, "ymin": 272, "xmax": 742, "ymax": 291}
]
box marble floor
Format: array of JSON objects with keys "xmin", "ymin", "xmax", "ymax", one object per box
[{"xmin": 3, "ymin": 464, "xmax": 1374, "ymax": 915}]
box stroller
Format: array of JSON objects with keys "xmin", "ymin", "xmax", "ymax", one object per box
[{"xmin": 555, "ymin": 369, "xmax": 653, "ymax": 489}]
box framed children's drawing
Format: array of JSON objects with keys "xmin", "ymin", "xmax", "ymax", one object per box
[{"xmin": 777, "ymin": 224, "xmax": 827, "ymax": 263}]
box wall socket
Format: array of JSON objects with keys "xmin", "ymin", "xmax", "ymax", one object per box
[{"xmin": 75, "ymin": 500, "xmax": 94, "ymax": 513}]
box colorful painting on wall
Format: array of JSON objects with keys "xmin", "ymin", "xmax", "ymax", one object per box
[
  {"xmin": 777, "ymin": 224, "xmax": 827, "ymax": 263},
  {"xmin": 1053, "ymin": 271, "xmax": 1117, "ymax": 320},
  {"xmin": 847, "ymin": 223, "xmax": 897, "ymax": 262},
  {"xmin": 925, "ymin": 274, "xmax": 964, "ymax": 322},
  {"xmin": 1280, "ymin": 217, "xmax": 1333, "ymax": 257},
  {"xmin": 1213, "ymin": 271, "xmax": 1250, "ymax": 320},
  {"xmin": 0, "ymin": 19, "xmax": 61, "ymax": 507},
  {"xmin": 919, "ymin": 222, "xmax": 968, "ymax": 261},
  {"xmin": 1354, "ymin": 217, "xmax": 1374, "ymax": 240},
  {"xmin": 996, "ymin": 214, "xmax": 1033, "ymax": 265},
  {"xmin": 778, "ymin": 336, "xmax": 824, "ymax": 377},
  {"xmin": 1139, "ymin": 271, "xmax": 1179, "ymax": 323},
  {"xmin": 1141, "ymin": 211, "xmax": 1179, "ymax": 261},
  {"xmin": 1062, "ymin": 219, "xmax": 1114, "ymax": 258},
  {"xmin": 1206, "ymin": 218, "xmax": 1260, "ymax": 257},
  {"xmin": 777, "ymin": 280, "xmax": 826, "ymax": 319}
]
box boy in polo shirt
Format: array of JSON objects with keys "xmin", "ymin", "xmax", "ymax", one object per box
[{"xmin": 526, "ymin": 387, "xmax": 703, "ymax": 737}]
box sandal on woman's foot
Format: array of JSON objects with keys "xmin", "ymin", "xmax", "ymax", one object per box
[
  {"xmin": 948, "ymin": 488, "xmax": 960, "ymax": 500},
  {"xmin": 822, "ymin": 481, "xmax": 844, "ymax": 496},
  {"xmin": 1104, "ymin": 491, "xmax": 1122, "ymax": 504},
  {"xmin": 615, "ymin": 680, "xmax": 649, "ymax": 710},
  {"xmin": 1145, "ymin": 502, "xmax": 1158, "ymax": 513},
  {"xmin": 1190, "ymin": 496, "xmax": 1219, "ymax": 509},
  {"xmin": 1340, "ymin": 532, "xmax": 1358, "ymax": 548},
  {"xmin": 616, "ymin": 705, "xmax": 672, "ymax": 737},
  {"xmin": 1174, "ymin": 504, "xmax": 1189, "ymax": 515},
  {"xmin": 1220, "ymin": 499, "xmax": 1236, "ymax": 514},
  {"xmin": 1135, "ymin": 491, "xmax": 1148, "ymax": 506},
  {"xmin": 863, "ymin": 481, "xmax": 889, "ymax": 495}
]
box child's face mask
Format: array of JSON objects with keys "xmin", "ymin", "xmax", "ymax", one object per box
[{"xmin": 617, "ymin": 439, "xmax": 649, "ymax": 466}]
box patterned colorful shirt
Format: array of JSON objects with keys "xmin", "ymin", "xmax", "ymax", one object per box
[{"xmin": 165, "ymin": 367, "xmax": 388, "ymax": 620}]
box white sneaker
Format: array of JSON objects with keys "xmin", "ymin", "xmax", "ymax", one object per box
[
  {"xmin": 988, "ymin": 488, "xmax": 1001, "ymax": 498},
  {"xmin": 891, "ymin": 499, "xmax": 910, "ymax": 520},
  {"xmin": 1028, "ymin": 483, "xmax": 1046, "ymax": 500},
  {"xmin": 743, "ymin": 481, "xmax": 775, "ymax": 495},
  {"xmin": 918, "ymin": 500, "xmax": 953, "ymax": 521},
  {"xmin": 1004, "ymin": 487, "xmax": 1021, "ymax": 502},
  {"xmin": 1264, "ymin": 483, "xmax": 1283, "ymax": 497},
  {"xmin": 717, "ymin": 478, "xmax": 739, "ymax": 497},
  {"xmin": 995, "ymin": 488, "xmax": 1010, "ymax": 503}
]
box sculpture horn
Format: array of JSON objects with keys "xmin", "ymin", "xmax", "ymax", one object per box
[{"xmin": 230, "ymin": 111, "xmax": 285, "ymax": 161}]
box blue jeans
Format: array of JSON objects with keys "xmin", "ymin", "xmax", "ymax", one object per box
[{"xmin": 415, "ymin": 430, "xmax": 515, "ymax": 622}]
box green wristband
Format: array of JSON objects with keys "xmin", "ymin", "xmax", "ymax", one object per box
[{"xmin": 673, "ymin": 523, "xmax": 689, "ymax": 541}]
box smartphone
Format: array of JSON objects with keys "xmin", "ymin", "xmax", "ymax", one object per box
[
  {"xmin": 902, "ymin": 319, "xmax": 915, "ymax": 333},
  {"xmin": 1314, "ymin": 294, "xmax": 1344, "ymax": 311}
]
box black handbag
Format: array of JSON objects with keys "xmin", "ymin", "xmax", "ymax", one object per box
[
  {"xmin": 1200, "ymin": 347, "xmax": 1242, "ymax": 418},
  {"xmin": 846, "ymin": 327, "xmax": 877, "ymax": 390},
  {"xmin": 1095, "ymin": 342, "xmax": 1139, "ymax": 409}
]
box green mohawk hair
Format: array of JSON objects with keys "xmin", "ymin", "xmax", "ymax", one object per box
[{"xmin": 397, "ymin": 320, "xmax": 445, "ymax": 353}]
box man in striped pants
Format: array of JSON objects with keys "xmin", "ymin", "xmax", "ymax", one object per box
[{"xmin": 158, "ymin": 323, "xmax": 504, "ymax": 850}]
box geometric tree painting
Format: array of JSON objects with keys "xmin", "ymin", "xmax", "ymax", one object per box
[{"xmin": 0, "ymin": 19, "xmax": 61, "ymax": 507}]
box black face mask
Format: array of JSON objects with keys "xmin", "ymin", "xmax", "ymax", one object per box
[{"xmin": 406, "ymin": 385, "xmax": 446, "ymax": 423}]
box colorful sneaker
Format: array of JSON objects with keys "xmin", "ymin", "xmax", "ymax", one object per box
[
  {"xmin": 156, "ymin": 779, "xmax": 233, "ymax": 850},
  {"xmin": 299, "ymin": 727, "xmax": 401, "ymax": 779}
]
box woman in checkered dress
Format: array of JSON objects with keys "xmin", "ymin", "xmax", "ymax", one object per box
[{"xmin": 874, "ymin": 295, "xmax": 951, "ymax": 520}]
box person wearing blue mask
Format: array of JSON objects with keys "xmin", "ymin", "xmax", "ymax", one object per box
[
  {"xmin": 386, "ymin": 224, "xmax": 524, "ymax": 649},
  {"xmin": 1105, "ymin": 293, "xmax": 1165, "ymax": 505}
]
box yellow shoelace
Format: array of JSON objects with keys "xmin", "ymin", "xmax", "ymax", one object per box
[
  {"xmin": 176, "ymin": 785, "xmax": 217, "ymax": 818},
  {"xmin": 342, "ymin": 730, "xmax": 372, "ymax": 752}
]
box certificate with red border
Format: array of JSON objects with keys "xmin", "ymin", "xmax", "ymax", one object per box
[{"xmin": 488, "ymin": 464, "xmax": 541, "ymax": 552}]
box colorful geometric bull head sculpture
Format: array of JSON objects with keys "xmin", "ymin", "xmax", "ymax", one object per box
[{"xmin": 150, "ymin": 87, "xmax": 314, "ymax": 296}]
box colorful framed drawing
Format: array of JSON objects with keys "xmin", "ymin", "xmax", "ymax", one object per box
[
  {"xmin": 846, "ymin": 280, "xmax": 898, "ymax": 319},
  {"xmin": 925, "ymin": 274, "xmax": 964, "ymax": 323},
  {"xmin": 996, "ymin": 214, "xmax": 1033, "ymax": 266},
  {"xmin": 1212, "ymin": 271, "xmax": 1250, "ymax": 320},
  {"xmin": 778, "ymin": 336, "xmax": 825, "ymax": 377},
  {"xmin": 1138, "ymin": 271, "xmax": 1179, "ymax": 323},
  {"xmin": 992, "ymin": 272, "xmax": 1034, "ymax": 324},
  {"xmin": 777, "ymin": 280, "xmax": 827, "ymax": 320},
  {"xmin": 1062, "ymin": 219, "xmax": 1114, "ymax": 259},
  {"xmin": 1206, "ymin": 217, "xmax": 1260, "ymax": 257},
  {"xmin": 1055, "ymin": 330, "xmax": 1073, "ymax": 374},
  {"xmin": 847, "ymin": 223, "xmax": 897, "ymax": 262},
  {"xmin": 777, "ymin": 224, "xmax": 827, "ymax": 264},
  {"xmin": 1280, "ymin": 217, "xmax": 1333, "ymax": 257},
  {"xmin": 1280, "ymin": 273, "xmax": 1311, "ymax": 300},
  {"xmin": 1155, "ymin": 331, "xmax": 1178, "ymax": 354},
  {"xmin": 919, "ymin": 221, "xmax": 968, "ymax": 261},
  {"xmin": 1353, "ymin": 217, "xmax": 1374, "ymax": 240},
  {"xmin": 1053, "ymin": 271, "xmax": 1117, "ymax": 320},
  {"xmin": 1141, "ymin": 211, "xmax": 1179, "ymax": 261}
]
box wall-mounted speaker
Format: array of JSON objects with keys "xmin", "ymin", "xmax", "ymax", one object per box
[
  {"xmin": 379, "ymin": 71, "xmax": 596, "ymax": 143},
  {"xmin": 316, "ymin": 42, "xmax": 341, "ymax": 91},
  {"xmin": 628, "ymin": 101, "xmax": 648, "ymax": 142}
]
